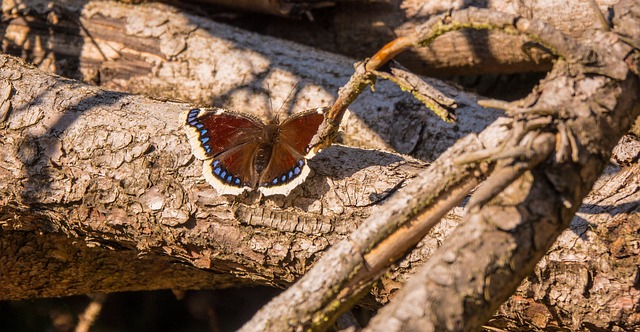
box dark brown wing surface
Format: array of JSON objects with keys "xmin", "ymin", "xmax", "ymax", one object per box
[
  {"xmin": 258, "ymin": 107, "xmax": 326, "ymax": 196},
  {"xmin": 183, "ymin": 108, "xmax": 265, "ymax": 194}
]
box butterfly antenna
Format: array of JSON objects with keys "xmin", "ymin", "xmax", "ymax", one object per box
[
  {"xmin": 264, "ymin": 83, "xmax": 275, "ymax": 120},
  {"xmin": 276, "ymin": 83, "xmax": 299, "ymax": 122}
]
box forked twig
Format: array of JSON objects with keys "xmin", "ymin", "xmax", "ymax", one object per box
[
  {"xmin": 241, "ymin": 4, "xmax": 634, "ymax": 331},
  {"xmin": 310, "ymin": 7, "xmax": 595, "ymax": 154}
]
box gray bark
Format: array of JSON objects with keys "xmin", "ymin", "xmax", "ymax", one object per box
[
  {"xmin": 239, "ymin": 3, "xmax": 640, "ymax": 331},
  {"xmin": 216, "ymin": 0, "xmax": 616, "ymax": 76},
  {"xmin": 0, "ymin": 1, "xmax": 638, "ymax": 331},
  {"xmin": 0, "ymin": 1, "xmax": 489, "ymax": 300}
]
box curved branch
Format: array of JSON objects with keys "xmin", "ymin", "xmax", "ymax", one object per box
[
  {"xmin": 243, "ymin": 2, "xmax": 640, "ymax": 331},
  {"xmin": 312, "ymin": 6, "xmax": 597, "ymax": 154},
  {"xmin": 363, "ymin": 1, "xmax": 640, "ymax": 330}
]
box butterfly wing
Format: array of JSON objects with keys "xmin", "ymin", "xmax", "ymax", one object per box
[
  {"xmin": 183, "ymin": 108, "xmax": 264, "ymax": 159},
  {"xmin": 182, "ymin": 108, "xmax": 265, "ymax": 195},
  {"xmin": 258, "ymin": 107, "xmax": 327, "ymax": 196},
  {"xmin": 202, "ymin": 142, "xmax": 262, "ymax": 195}
]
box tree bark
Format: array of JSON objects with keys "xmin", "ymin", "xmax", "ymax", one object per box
[
  {"xmin": 210, "ymin": 0, "xmax": 617, "ymax": 76},
  {"xmin": 0, "ymin": 1, "xmax": 489, "ymax": 300},
  {"xmin": 0, "ymin": 1, "xmax": 638, "ymax": 331},
  {"xmin": 1, "ymin": 0, "xmax": 498, "ymax": 160},
  {"xmin": 355, "ymin": 3, "xmax": 640, "ymax": 331},
  {"xmin": 0, "ymin": 51, "xmax": 429, "ymax": 299},
  {"xmin": 238, "ymin": 3, "xmax": 640, "ymax": 331},
  {"xmin": 3, "ymin": 0, "xmax": 617, "ymax": 78},
  {"xmin": 491, "ymin": 162, "xmax": 640, "ymax": 331}
]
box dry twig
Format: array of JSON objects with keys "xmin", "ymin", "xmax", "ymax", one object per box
[{"xmin": 243, "ymin": 3, "xmax": 640, "ymax": 331}]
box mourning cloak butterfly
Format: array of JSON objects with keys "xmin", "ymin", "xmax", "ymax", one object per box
[{"xmin": 182, "ymin": 107, "xmax": 327, "ymax": 196}]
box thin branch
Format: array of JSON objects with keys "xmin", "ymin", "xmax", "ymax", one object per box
[
  {"xmin": 310, "ymin": 6, "xmax": 597, "ymax": 153},
  {"xmin": 371, "ymin": 61, "xmax": 457, "ymax": 122},
  {"xmin": 244, "ymin": 3, "xmax": 640, "ymax": 331},
  {"xmin": 587, "ymin": 0, "xmax": 611, "ymax": 31},
  {"xmin": 240, "ymin": 133, "xmax": 493, "ymax": 331},
  {"xmin": 361, "ymin": 1, "xmax": 640, "ymax": 329},
  {"xmin": 75, "ymin": 294, "xmax": 107, "ymax": 332}
]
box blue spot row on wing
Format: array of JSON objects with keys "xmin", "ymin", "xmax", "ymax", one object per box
[
  {"xmin": 186, "ymin": 110, "xmax": 212, "ymax": 154},
  {"xmin": 200, "ymin": 132, "xmax": 211, "ymax": 153},
  {"xmin": 212, "ymin": 159, "xmax": 242, "ymax": 186},
  {"xmin": 187, "ymin": 109, "xmax": 199, "ymax": 126},
  {"xmin": 265, "ymin": 159, "xmax": 306, "ymax": 187}
]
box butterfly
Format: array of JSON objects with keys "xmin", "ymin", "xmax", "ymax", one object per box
[{"xmin": 182, "ymin": 107, "xmax": 327, "ymax": 196}]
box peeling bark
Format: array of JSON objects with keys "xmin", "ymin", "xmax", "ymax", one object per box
[
  {"xmin": 0, "ymin": 1, "xmax": 639, "ymax": 331},
  {"xmin": 0, "ymin": 1, "xmax": 486, "ymax": 300}
]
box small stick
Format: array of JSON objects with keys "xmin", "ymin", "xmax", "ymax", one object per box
[{"xmin": 75, "ymin": 293, "xmax": 107, "ymax": 332}]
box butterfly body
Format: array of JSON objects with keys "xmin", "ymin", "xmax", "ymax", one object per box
[
  {"xmin": 182, "ymin": 107, "xmax": 326, "ymax": 196},
  {"xmin": 253, "ymin": 123, "xmax": 278, "ymax": 180}
]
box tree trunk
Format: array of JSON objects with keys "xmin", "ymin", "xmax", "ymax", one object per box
[
  {"xmin": 0, "ymin": 1, "xmax": 638, "ymax": 331},
  {"xmin": 209, "ymin": 0, "xmax": 616, "ymax": 76},
  {"xmin": 0, "ymin": 1, "xmax": 488, "ymax": 300}
]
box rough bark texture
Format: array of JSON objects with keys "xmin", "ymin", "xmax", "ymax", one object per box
[
  {"xmin": 215, "ymin": 0, "xmax": 618, "ymax": 77},
  {"xmin": 0, "ymin": 1, "xmax": 638, "ymax": 331},
  {"xmin": 2, "ymin": 0, "xmax": 618, "ymax": 78},
  {"xmin": 491, "ymin": 163, "xmax": 640, "ymax": 331},
  {"xmin": 359, "ymin": 2, "xmax": 640, "ymax": 330},
  {"xmin": 0, "ymin": 0, "xmax": 495, "ymax": 160},
  {"xmin": 237, "ymin": 2, "xmax": 640, "ymax": 331},
  {"xmin": 0, "ymin": 1, "xmax": 493, "ymax": 301},
  {"xmin": 0, "ymin": 52, "xmax": 424, "ymax": 300}
]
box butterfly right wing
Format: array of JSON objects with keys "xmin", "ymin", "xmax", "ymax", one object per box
[
  {"xmin": 258, "ymin": 107, "xmax": 327, "ymax": 196},
  {"xmin": 182, "ymin": 108, "xmax": 265, "ymax": 194}
]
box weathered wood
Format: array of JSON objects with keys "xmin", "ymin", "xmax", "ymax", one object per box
[
  {"xmin": 239, "ymin": 2, "xmax": 640, "ymax": 331},
  {"xmin": 2, "ymin": 0, "xmax": 616, "ymax": 79},
  {"xmin": 0, "ymin": 1, "xmax": 638, "ymax": 331},
  {"xmin": 213, "ymin": 0, "xmax": 616, "ymax": 76},
  {"xmin": 0, "ymin": 51, "xmax": 426, "ymax": 299},
  {"xmin": 0, "ymin": 1, "xmax": 495, "ymax": 160},
  {"xmin": 0, "ymin": 1, "xmax": 488, "ymax": 300},
  {"xmin": 490, "ymin": 163, "xmax": 640, "ymax": 331},
  {"xmin": 360, "ymin": 1, "xmax": 640, "ymax": 330}
]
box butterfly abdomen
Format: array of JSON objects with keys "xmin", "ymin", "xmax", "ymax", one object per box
[{"xmin": 254, "ymin": 123, "xmax": 278, "ymax": 177}]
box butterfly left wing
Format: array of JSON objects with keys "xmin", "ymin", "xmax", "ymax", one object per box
[
  {"xmin": 258, "ymin": 107, "xmax": 327, "ymax": 196},
  {"xmin": 182, "ymin": 108, "xmax": 264, "ymax": 160},
  {"xmin": 202, "ymin": 141, "xmax": 262, "ymax": 195}
]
